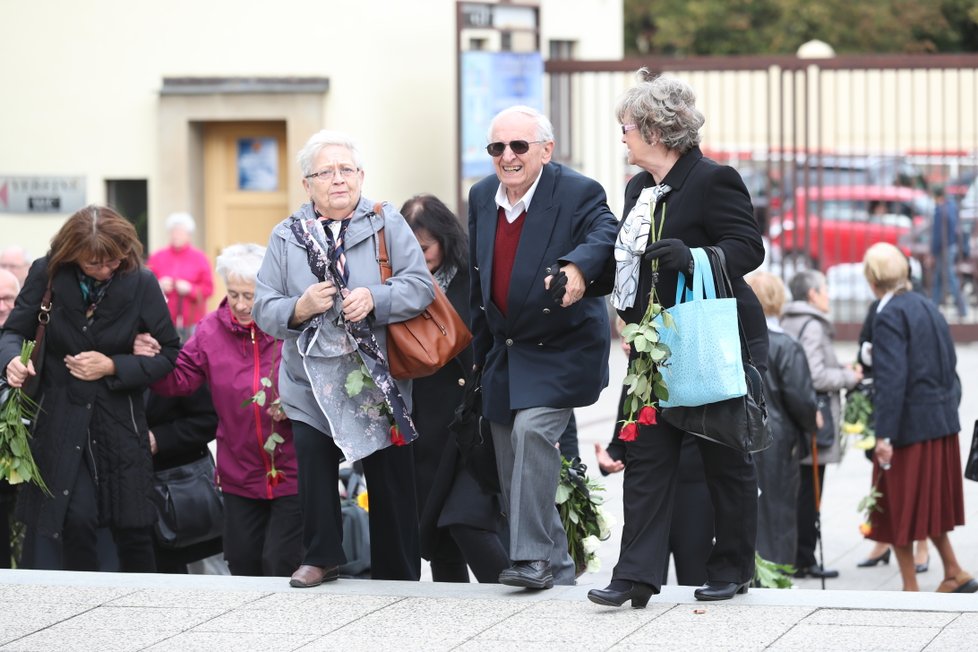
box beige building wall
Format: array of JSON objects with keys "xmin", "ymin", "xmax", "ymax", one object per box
[{"xmin": 1, "ymin": 0, "xmax": 622, "ymax": 258}]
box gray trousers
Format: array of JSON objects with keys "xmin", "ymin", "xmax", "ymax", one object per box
[{"xmin": 491, "ymin": 407, "xmax": 576, "ymax": 585}]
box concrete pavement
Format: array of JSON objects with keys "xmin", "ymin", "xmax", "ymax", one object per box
[{"xmin": 1, "ymin": 341, "xmax": 977, "ymax": 651}]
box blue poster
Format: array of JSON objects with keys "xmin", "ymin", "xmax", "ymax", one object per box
[
  {"xmin": 237, "ymin": 137, "xmax": 279, "ymax": 191},
  {"xmin": 461, "ymin": 51, "xmax": 544, "ymax": 180}
]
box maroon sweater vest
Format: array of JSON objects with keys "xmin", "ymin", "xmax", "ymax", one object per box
[{"xmin": 490, "ymin": 207, "xmax": 527, "ymax": 316}]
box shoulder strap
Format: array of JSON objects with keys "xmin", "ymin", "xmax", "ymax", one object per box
[
  {"xmin": 796, "ymin": 317, "xmax": 818, "ymax": 342},
  {"xmin": 705, "ymin": 246, "xmax": 755, "ymax": 366},
  {"xmin": 373, "ymin": 202, "xmax": 392, "ymax": 282},
  {"xmin": 31, "ymin": 279, "xmax": 53, "ymax": 366}
]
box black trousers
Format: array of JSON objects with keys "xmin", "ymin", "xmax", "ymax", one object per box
[
  {"xmin": 292, "ymin": 421, "xmax": 420, "ymax": 580},
  {"xmin": 61, "ymin": 458, "xmax": 155, "ymax": 572},
  {"xmin": 222, "ymin": 493, "xmax": 303, "ymax": 577},
  {"xmin": 613, "ymin": 419, "xmax": 757, "ymax": 590},
  {"xmin": 796, "ymin": 464, "xmax": 827, "ymax": 568}
]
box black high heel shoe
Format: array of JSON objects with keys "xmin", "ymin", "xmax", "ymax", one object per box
[
  {"xmin": 915, "ymin": 555, "xmax": 930, "ymax": 574},
  {"xmin": 856, "ymin": 548, "xmax": 891, "ymax": 568},
  {"xmin": 587, "ymin": 580, "xmax": 656, "ymax": 609}
]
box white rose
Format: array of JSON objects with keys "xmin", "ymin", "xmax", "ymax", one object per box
[
  {"xmin": 586, "ymin": 555, "xmax": 602, "ymax": 573},
  {"xmin": 582, "ymin": 535, "xmax": 601, "ymax": 555}
]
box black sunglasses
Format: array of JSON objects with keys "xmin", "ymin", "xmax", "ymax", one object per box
[{"xmin": 485, "ymin": 140, "xmax": 545, "ymax": 157}]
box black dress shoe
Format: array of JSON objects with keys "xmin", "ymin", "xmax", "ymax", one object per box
[
  {"xmin": 856, "ymin": 548, "xmax": 891, "ymax": 567},
  {"xmin": 498, "ymin": 560, "xmax": 554, "ymax": 589},
  {"xmin": 915, "ymin": 555, "xmax": 930, "ymax": 574},
  {"xmin": 794, "ymin": 564, "xmax": 840, "ymax": 579},
  {"xmin": 587, "ymin": 580, "xmax": 656, "ymax": 609},
  {"xmin": 694, "ymin": 581, "xmax": 749, "ymax": 601}
]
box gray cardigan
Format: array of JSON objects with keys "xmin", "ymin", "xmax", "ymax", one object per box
[
  {"xmin": 252, "ymin": 197, "xmax": 433, "ymax": 440},
  {"xmin": 781, "ymin": 301, "xmax": 860, "ymax": 464}
]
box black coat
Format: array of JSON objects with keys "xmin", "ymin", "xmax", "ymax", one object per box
[
  {"xmin": 755, "ymin": 329, "xmax": 817, "ymax": 565},
  {"xmin": 468, "ymin": 162, "xmax": 618, "ymax": 423},
  {"xmin": 0, "ymin": 257, "xmax": 180, "ymax": 536},
  {"xmin": 619, "ymin": 147, "xmax": 768, "ymax": 371},
  {"xmin": 412, "ymin": 268, "xmax": 502, "ymax": 559}
]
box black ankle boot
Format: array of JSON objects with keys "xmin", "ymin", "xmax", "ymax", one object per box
[{"xmin": 587, "ymin": 580, "xmax": 656, "ymax": 608}]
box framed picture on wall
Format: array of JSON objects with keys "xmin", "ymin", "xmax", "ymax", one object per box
[{"xmin": 237, "ymin": 137, "xmax": 279, "ymax": 191}]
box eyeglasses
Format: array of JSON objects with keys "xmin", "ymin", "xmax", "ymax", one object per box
[
  {"xmin": 621, "ymin": 124, "xmax": 639, "ymax": 134},
  {"xmin": 304, "ymin": 166, "xmax": 360, "ymax": 182},
  {"xmin": 485, "ymin": 140, "xmax": 545, "ymax": 157},
  {"xmin": 80, "ymin": 259, "xmax": 122, "ymax": 272}
]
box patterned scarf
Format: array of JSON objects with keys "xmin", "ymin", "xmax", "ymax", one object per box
[
  {"xmin": 288, "ymin": 214, "xmax": 418, "ymax": 446},
  {"xmin": 612, "ymin": 183, "xmax": 671, "ymax": 310},
  {"xmin": 77, "ymin": 270, "xmax": 114, "ymax": 322}
]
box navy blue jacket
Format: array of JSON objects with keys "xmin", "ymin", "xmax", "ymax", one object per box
[
  {"xmin": 872, "ymin": 291, "xmax": 960, "ymax": 447},
  {"xmin": 468, "ymin": 162, "xmax": 618, "ymax": 424}
]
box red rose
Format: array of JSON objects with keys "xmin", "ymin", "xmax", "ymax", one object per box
[
  {"xmin": 637, "ymin": 405, "xmax": 657, "ymax": 426},
  {"xmin": 390, "ymin": 424, "xmax": 406, "ymax": 446},
  {"xmin": 267, "ymin": 469, "xmax": 285, "ymax": 488},
  {"xmin": 619, "ymin": 422, "xmax": 639, "ymax": 442}
]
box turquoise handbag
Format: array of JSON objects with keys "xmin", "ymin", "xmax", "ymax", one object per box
[{"xmin": 655, "ymin": 247, "xmax": 747, "ymax": 408}]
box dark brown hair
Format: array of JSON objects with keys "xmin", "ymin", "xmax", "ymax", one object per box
[{"xmin": 48, "ymin": 205, "xmax": 143, "ymax": 277}]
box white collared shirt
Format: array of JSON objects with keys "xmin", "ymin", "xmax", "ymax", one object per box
[{"xmin": 494, "ymin": 169, "xmax": 544, "ymax": 223}]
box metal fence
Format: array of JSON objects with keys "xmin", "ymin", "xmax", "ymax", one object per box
[{"xmin": 545, "ymin": 53, "xmax": 978, "ymax": 338}]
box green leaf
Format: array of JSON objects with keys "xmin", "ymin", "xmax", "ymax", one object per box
[
  {"xmin": 620, "ymin": 323, "xmax": 640, "ymax": 340},
  {"xmin": 568, "ymin": 509, "xmax": 580, "ymax": 524},
  {"xmin": 345, "ymin": 370, "xmax": 365, "ymax": 397},
  {"xmin": 260, "ymin": 377, "xmax": 273, "ymax": 387},
  {"xmin": 252, "ymin": 390, "xmax": 266, "ymax": 407},
  {"xmin": 653, "ymin": 382, "xmax": 669, "ymax": 401},
  {"xmin": 754, "ymin": 552, "xmax": 795, "ymax": 589},
  {"xmin": 649, "ymin": 346, "xmax": 668, "ymax": 363},
  {"xmin": 633, "ymin": 335, "xmax": 648, "ymax": 352},
  {"xmin": 660, "ymin": 311, "xmax": 676, "ymax": 330},
  {"xmin": 270, "ymin": 433, "xmax": 285, "ymax": 444},
  {"xmin": 555, "ymin": 484, "xmax": 572, "ymax": 504}
]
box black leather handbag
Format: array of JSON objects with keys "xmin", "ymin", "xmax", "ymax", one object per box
[
  {"xmin": 965, "ymin": 420, "xmax": 978, "ymax": 482},
  {"xmin": 660, "ymin": 246, "xmax": 771, "ymax": 454},
  {"xmin": 151, "ymin": 455, "xmax": 223, "ymax": 549}
]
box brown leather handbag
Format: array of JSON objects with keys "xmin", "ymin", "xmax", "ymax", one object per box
[{"xmin": 375, "ymin": 223, "xmax": 472, "ymax": 380}]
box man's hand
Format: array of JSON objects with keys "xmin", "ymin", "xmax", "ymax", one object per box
[
  {"xmin": 133, "ymin": 333, "xmax": 161, "ymax": 357},
  {"xmin": 291, "ymin": 281, "xmax": 338, "ymax": 326},
  {"xmin": 65, "ymin": 351, "xmax": 115, "ymax": 381},
  {"xmin": 342, "ymin": 287, "xmax": 374, "ymax": 323},
  {"xmin": 594, "ymin": 442, "xmax": 624, "ymax": 474},
  {"xmin": 643, "ymin": 238, "xmax": 692, "ymax": 273},
  {"xmin": 544, "ymin": 262, "xmax": 585, "ymax": 308}
]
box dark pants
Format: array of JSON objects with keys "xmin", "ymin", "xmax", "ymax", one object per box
[
  {"xmin": 61, "ymin": 459, "xmax": 155, "ymax": 572},
  {"xmin": 292, "ymin": 421, "xmax": 420, "ymax": 580},
  {"xmin": 613, "ymin": 419, "xmax": 757, "ymax": 590},
  {"xmin": 796, "ymin": 464, "xmax": 827, "ymax": 568},
  {"xmin": 429, "ymin": 525, "xmax": 510, "ymax": 583},
  {"xmin": 222, "ymin": 493, "xmax": 303, "ymax": 577}
]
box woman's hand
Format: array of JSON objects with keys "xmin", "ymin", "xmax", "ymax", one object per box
[
  {"xmin": 292, "ymin": 281, "xmax": 337, "ymax": 325},
  {"xmin": 65, "ymin": 351, "xmax": 115, "ymax": 381},
  {"xmin": 594, "ymin": 442, "xmax": 625, "ymax": 474},
  {"xmin": 5, "ymin": 355, "xmax": 34, "ymax": 389},
  {"xmin": 133, "ymin": 333, "xmax": 161, "ymax": 357},
  {"xmin": 874, "ymin": 438, "xmax": 893, "ymax": 470},
  {"xmin": 174, "ymin": 279, "xmax": 192, "ymax": 296},
  {"xmin": 342, "ymin": 287, "xmax": 374, "ymax": 323}
]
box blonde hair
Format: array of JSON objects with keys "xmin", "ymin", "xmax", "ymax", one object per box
[
  {"xmin": 863, "ymin": 242, "xmax": 911, "ymax": 293},
  {"xmin": 745, "ymin": 271, "xmax": 786, "ymax": 317}
]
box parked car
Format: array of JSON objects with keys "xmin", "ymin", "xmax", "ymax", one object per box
[
  {"xmin": 782, "ymin": 155, "xmax": 928, "ymax": 197},
  {"xmin": 768, "ymin": 185, "xmax": 934, "ymax": 272}
]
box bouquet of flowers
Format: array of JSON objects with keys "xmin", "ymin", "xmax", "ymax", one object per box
[
  {"xmin": 617, "ymin": 260, "xmax": 673, "ymax": 442},
  {"xmin": 556, "ymin": 457, "xmax": 612, "ymax": 575},
  {"xmin": 0, "ymin": 341, "xmax": 50, "ymax": 495},
  {"xmin": 843, "ymin": 379, "xmax": 875, "ymax": 451}
]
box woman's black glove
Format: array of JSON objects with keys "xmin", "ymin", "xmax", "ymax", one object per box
[{"xmin": 643, "ymin": 238, "xmax": 693, "ymax": 274}]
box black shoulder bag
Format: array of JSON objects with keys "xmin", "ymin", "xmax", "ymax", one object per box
[{"xmin": 660, "ymin": 246, "xmax": 771, "ymax": 453}]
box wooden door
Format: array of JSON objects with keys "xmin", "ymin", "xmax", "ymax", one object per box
[{"xmin": 203, "ymin": 121, "xmax": 289, "ymax": 304}]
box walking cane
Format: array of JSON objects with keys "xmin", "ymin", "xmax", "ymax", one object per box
[{"xmin": 811, "ymin": 435, "xmax": 826, "ymax": 591}]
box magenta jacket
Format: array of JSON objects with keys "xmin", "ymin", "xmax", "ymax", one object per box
[
  {"xmin": 152, "ymin": 299, "xmax": 297, "ymax": 500},
  {"xmin": 147, "ymin": 244, "xmax": 214, "ymax": 329}
]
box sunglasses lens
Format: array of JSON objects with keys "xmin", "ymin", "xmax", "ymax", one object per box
[
  {"xmin": 509, "ymin": 140, "xmax": 530, "ymax": 154},
  {"xmin": 486, "ymin": 142, "xmax": 505, "ymax": 157}
]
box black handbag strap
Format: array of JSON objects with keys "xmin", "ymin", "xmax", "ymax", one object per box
[
  {"xmin": 703, "ymin": 246, "xmax": 756, "ymax": 368},
  {"xmin": 31, "ymin": 279, "xmax": 53, "ymax": 366}
]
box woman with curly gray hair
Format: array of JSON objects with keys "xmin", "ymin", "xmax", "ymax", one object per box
[{"xmin": 589, "ymin": 70, "xmax": 767, "ymax": 607}]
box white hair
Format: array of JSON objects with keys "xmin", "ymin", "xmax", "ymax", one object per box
[
  {"xmin": 487, "ymin": 105, "xmax": 555, "ymax": 142},
  {"xmin": 215, "ymin": 243, "xmax": 266, "ymax": 284},
  {"xmin": 165, "ymin": 212, "xmax": 196, "ymax": 233},
  {"xmin": 297, "ymin": 130, "xmax": 364, "ymax": 177}
]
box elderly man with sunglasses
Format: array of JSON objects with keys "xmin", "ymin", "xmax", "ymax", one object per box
[{"xmin": 468, "ymin": 105, "xmax": 618, "ymax": 588}]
